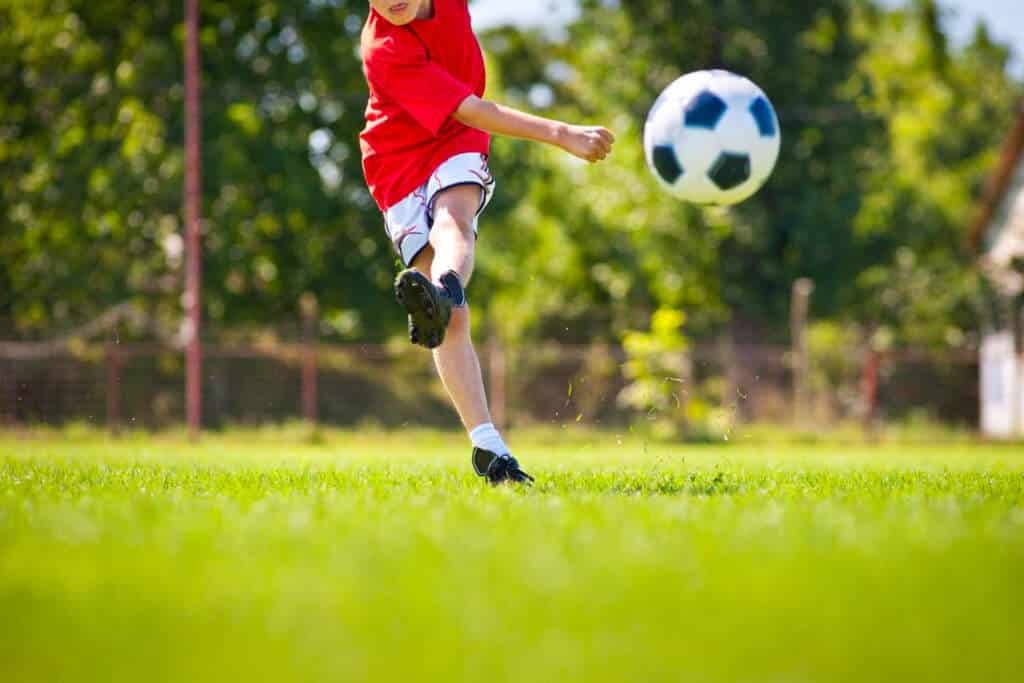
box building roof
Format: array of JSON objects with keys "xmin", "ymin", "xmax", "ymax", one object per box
[{"xmin": 969, "ymin": 100, "xmax": 1024, "ymax": 252}]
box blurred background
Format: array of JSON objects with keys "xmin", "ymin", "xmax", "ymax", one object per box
[{"xmin": 1, "ymin": 0, "xmax": 1022, "ymax": 439}]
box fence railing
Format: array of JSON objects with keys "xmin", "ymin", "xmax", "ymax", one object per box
[{"xmin": 0, "ymin": 339, "xmax": 979, "ymax": 433}]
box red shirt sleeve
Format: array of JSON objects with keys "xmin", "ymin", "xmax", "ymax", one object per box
[{"xmin": 364, "ymin": 31, "xmax": 474, "ymax": 137}]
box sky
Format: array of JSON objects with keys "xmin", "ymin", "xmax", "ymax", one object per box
[{"xmin": 471, "ymin": 0, "xmax": 1024, "ymax": 77}]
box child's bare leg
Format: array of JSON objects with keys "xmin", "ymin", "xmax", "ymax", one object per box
[
  {"xmin": 409, "ymin": 185, "xmax": 491, "ymax": 433},
  {"xmin": 402, "ymin": 183, "xmax": 530, "ymax": 482},
  {"xmin": 427, "ymin": 186, "xmax": 477, "ymax": 286}
]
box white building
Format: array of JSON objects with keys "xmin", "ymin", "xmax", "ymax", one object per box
[{"xmin": 971, "ymin": 103, "xmax": 1024, "ymax": 438}]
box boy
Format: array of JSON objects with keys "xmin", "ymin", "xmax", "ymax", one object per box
[{"xmin": 360, "ymin": 0, "xmax": 614, "ymax": 485}]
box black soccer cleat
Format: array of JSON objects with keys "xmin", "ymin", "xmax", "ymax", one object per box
[
  {"xmin": 473, "ymin": 448, "xmax": 535, "ymax": 486},
  {"xmin": 394, "ymin": 269, "xmax": 452, "ymax": 349}
]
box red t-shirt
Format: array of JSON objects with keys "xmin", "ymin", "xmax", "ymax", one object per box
[{"xmin": 359, "ymin": 0, "xmax": 490, "ymax": 211}]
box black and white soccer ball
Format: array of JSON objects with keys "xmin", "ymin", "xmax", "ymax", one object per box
[{"xmin": 644, "ymin": 70, "xmax": 780, "ymax": 206}]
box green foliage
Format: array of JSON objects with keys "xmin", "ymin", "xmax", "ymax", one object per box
[
  {"xmin": 480, "ymin": 0, "xmax": 1022, "ymax": 345},
  {"xmin": 0, "ymin": 0, "xmax": 391, "ymax": 340},
  {"xmin": 620, "ymin": 308, "xmax": 692, "ymax": 437},
  {"xmin": 807, "ymin": 320, "xmax": 865, "ymax": 417},
  {"xmin": 842, "ymin": 0, "xmax": 1016, "ymax": 347},
  {"xmin": 2, "ymin": 433, "xmax": 1024, "ymax": 682},
  {"xmin": 1, "ymin": 0, "xmax": 1021, "ymax": 350},
  {"xmin": 619, "ymin": 308, "xmax": 735, "ymax": 439}
]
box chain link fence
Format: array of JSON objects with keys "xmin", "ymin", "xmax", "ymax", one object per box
[{"xmin": 0, "ymin": 339, "xmax": 978, "ymax": 432}]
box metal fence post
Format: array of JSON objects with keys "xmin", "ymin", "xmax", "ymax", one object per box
[
  {"xmin": 790, "ymin": 278, "xmax": 815, "ymax": 427},
  {"xmin": 106, "ymin": 343, "xmax": 122, "ymax": 436},
  {"xmin": 1016, "ymin": 305, "xmax": 1024, "ymax": 438},
  {"xmin": 861, "ymin": 349, "xmax": 881, "ymax": 437},
  {"xmin": 301, "ymin": 293, "xmax": 319, "ymax": 425},
  {"xmin": 2, "ymin": 360, "xmax": 17, "ymax": 426},
  {"xmin": 184, "ymin": 0, "xmax": 203, "ymax": 441}
]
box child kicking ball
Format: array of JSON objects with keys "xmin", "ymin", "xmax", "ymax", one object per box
[{"xmin": 360, "ymin": 0, "xmax": 615, "ymax": 484}]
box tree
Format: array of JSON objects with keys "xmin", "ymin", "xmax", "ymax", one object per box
[
  {"xmin": 0, "ymin": 0, "xmax": 395, "ymax": 342},
  {"xmin": 843, "ymin": 0, "xmax": 1019, "ymax": 348},
  {"xmin": 2, "ymin": 0, "xmax": 1020, "ymax": 354},
  {"xmin": 477, "ymin": 0, "xmax": 1022, "ymax": 348}
]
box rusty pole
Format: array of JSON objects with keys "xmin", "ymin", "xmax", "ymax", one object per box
[
  {"xmin": 106, "ymin": 342, "xmax": 122, "ymax": 436},
  {"xmin": 790, "ymin": 278, "xmax": 815, "ymax": 427},
  {"xmin": 184, "ymin": 0, "xmax": 203, "ymax": 440},
  {"xmin": 301, "ymin": 294, "xmax": 319, "ymax": 425},
  {"xmin": 861, "ymin": 349, "xmax": 881, "ymax": 437}
]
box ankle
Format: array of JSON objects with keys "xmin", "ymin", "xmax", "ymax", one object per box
[
  {"xmin": 438, "ymin": 270, "xmax": 467, "ymax": 308},
  {"xmin": 469, "ymin": 422, "xmax": 509, "ymax": 456}
]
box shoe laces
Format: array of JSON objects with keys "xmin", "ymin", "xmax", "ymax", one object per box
[
  {"xmin": 487, "ymin": 454, "xmax": 534, "ymax": 484},
  {"xmin": 439, "ymin": 271, "xmax": 467, "ymax": 308}
]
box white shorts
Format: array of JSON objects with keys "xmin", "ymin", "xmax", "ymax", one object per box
[{"xmin": 383, "ymin": 153, "xmax": 496, "ymax": 266}]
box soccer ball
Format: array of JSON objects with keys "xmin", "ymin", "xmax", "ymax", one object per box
[{"xmin": 643, "ymin": 70, "xmax": 780, "ymax": 206}]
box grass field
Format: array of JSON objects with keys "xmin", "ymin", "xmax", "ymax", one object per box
[{"xmin": 1, "ymin": 428, "xmax": 1022, "ymax": 682}]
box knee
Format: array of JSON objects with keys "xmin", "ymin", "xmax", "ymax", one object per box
[{"xmin": 432, "ymin": 210, "xmax": 475, "ymax": 243}]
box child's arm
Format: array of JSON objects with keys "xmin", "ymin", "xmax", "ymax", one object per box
[{"xmin": 454, "ymin": 96, "xmax": 614, "ymax": 163}]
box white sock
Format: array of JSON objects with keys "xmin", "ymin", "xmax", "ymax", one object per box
[{"xmin": 469, "ymin": 423, "xmax": 510, "ymax": 456}]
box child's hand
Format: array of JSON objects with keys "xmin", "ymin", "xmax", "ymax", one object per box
[{"xmin": 559, "ymin": 125, "xmax": 615, "ymax": 163}]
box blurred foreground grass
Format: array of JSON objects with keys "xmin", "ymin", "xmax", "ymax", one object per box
[{"xmin": 1, "ymin": 428, "xmax": 1022, "ymax": 682}]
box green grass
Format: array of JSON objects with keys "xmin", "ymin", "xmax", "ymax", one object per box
[{"xmin": 2, "ymin": 429, "xmax": 1023, "ymax": 682}]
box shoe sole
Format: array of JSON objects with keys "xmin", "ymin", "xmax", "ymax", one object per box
[{"xmin": 395, "ymin": 270, "xmax": 450, "ymax": 349}]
